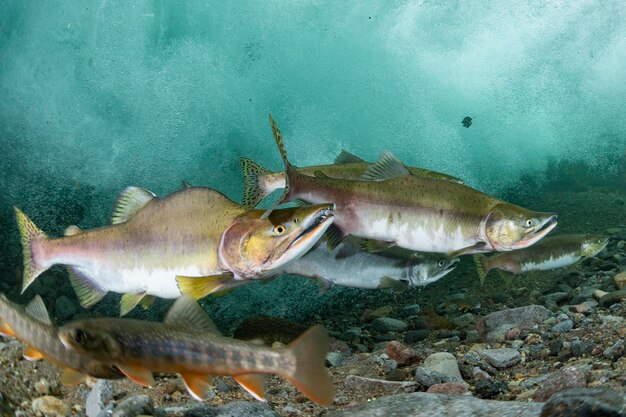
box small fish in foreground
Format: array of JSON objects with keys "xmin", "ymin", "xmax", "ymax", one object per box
[
  {"xmin": 0, "ymin": 293, "xmax": 122, "ymax": 385},
  {"xmin": 58, "ymin": 296, "xmax": 334, "ymax": 406},
  {"xmin": 15, "ymin": 186, "xmax": 334, "ymax": 315},
  {"xmin": 284, "ymin": 237, "xmax": 459, "ymax": 292},
  {"xmin": 240, "ymin": 150, "xmax": 463, "ymax": 208},
  {"xmin": 462, "ymin": 116, "xmax": 473, "ymax": 128},
  {"xmin": 473, "ymin": 234, "xmax": 609, "ymax": 284}
]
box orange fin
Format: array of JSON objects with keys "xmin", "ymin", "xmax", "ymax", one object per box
[
  {"xmin": 60, "ymin": 368, "xmax": 87, "ymax": 386},
  {"xmin": 181, "ymin": 372, "xmax": 213, "ymax": 401},
  {"xmin": 23, "ymin": 345, "xmax": 45, "ymax": 361},
  {"xmin": 234, "ymin": 374, "xmax": 266, "ymax": 402},
  {"xmin": 118, "ymin": 365, "xmax": 155, "ymax": 386},
  {"xmin": 175, "ymin": 273, "xmax": 235, "ymax": 301},
  {"xmin": 0, "ymin": 321, "xmax": 15, "ymax": 337},
  {"xmin": 284, "ymin": 324, "xmax": 334, "ymax": 406}
]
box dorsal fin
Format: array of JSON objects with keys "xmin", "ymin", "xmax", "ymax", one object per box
[
  {"xmin": 25, "ymin": 295, "xmax": 52, "ymax": 325},
  {"xmin": 110, "ymin": 187, "xmax": 156, "ymax": 225},
  {"xmin": 360, "ymin": 151, "xmax": 411, "ymax": 181},
  {"xmin": 335, "ymin": 150, "xmax": 364, "ymax": 164},
  {"xmin": 164, "ymin": 296, "xmax": 221, "ymax": 334}
]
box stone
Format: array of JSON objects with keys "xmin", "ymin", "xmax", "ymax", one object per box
[
  {"xmin": 614, "ymin": 272, "xmax": 626, "ymax": 290},
  {"xmin": 340, "ymin": 328, "xmax": 362, "ymax": 342},
  {"xmin": 539, "ymin": 387, "xmax": 626, "ymax": 417},
  {"xmin": 87, "ymin": 379, "xmax": 115, "ymax": 417},
  {"xmin": 344, "ymin": 375, "xmax": 417, "ymax": 395},
  {"xmin": 598, "ymin": 290, "xmax": 626, "ymax": 307},
  {"xmin": 405, "ymin": 329, "xmax": 431, "ymax": 344},
  {"xmin": 363, "ymin": 305, "xmax": 394, "ymax": 322},
  {"xmin": 533, "ymin": 367, "xmax": 587, "ymax": 402},
  {"xmin": 326, "ymin": 351, "xmax": 344, "ymax": 367},
  {"xmin": 550, "ymin": 319, "xmax": 574, "ymax": 333},
  {"xmin": 542, "ymin": 292, "xmax": 570, "ymax": 304},
  {"xmin": 55, "ymin": 295, "xmax": 77, "ymax": 320},
  {"xmin": 111, "ymin": 395, "xmax": 154, "ymax": 417},
  {"xmin": 474, "ymin": 379, "xmax": 509, "ymax": 399},
  {"xmin": 477, "ymin": 305, "xmax": 548, "ymax": 336},
  {"xmin": 602, "ymin": 339, "xmax": 625, "ymax": 361},
  {"xmin": 371, "ymin": 317, "xmax": 408, "ymax": 333},
  {"xmin": 477, "ymin": 348, "xmax": 521, "ymax": 368},
  {"xmin": 386, "ymin": 341, "xmax": 418, "ymax": 366},
  {"xmin": 414, "ymin": 367, "xmax": 452, "ymax": 387},
  {"xmin": 403, "ymin": 304, "xmax": 421, "ymax": 316},
  {"xmin": 426, "ymin": 382, "xmax": 468, "ymax": 396},
  {"xmin": 330, "ymin": 392, "xmax": 544, "ymax": 417},
  {"xmin": 451, "ymin": 313, "xmax": 477, "ymax": 329},
  {"xmin": 34, "ymin": 379, "xmax": 50, "ymax": 395},
  {"xmin": 31, "ymin": 396, "xmax": 69, "ymax": 417},
  {"xmin": 423, "ymin": 352, "xmax": 463, "ymax": 382},
  {"xmin": 215, "ymin": 401, "xmax": 280, "ymax": 417},
  {"xmin": 183, "ymin": 405, "xmax": 219, "ymax": 417}
]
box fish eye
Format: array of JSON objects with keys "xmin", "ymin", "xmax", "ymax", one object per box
[
  {"xmin": 525, "ymin": 219, "xmax": 533, "ymax": 227},
  {"xmin": 73, "ymin": 329, "xmax": 87, "ymax": 344},
  {"xmin": 273, "ymin": 224, "xmax": 286, "ymax": 235},
  {"xmin": 294, "ymin": 217, "xmax": 299, "ymax": 224},
  {"xmin": 438, "ymin": 260, "xmax": 445, "ymax": 267}
]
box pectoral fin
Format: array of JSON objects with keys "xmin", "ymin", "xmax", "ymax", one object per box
[
  {"xmin": 0, "ymin": 321, "xmax": 15, "ymax": 337},
  {"xmin": 67, "ymin": 267, "xmax": 107, "ymax": 308},
  {"xmin": 181, "ymin": 372, "xmax": 213, "ymax": 401},
  {"xmin": 23, "ymin": 345, "xmax": 45, "ymax": 361},
  {"xmin": 323, "ymin": 224, "xmax": 346, "ymax": 252},
  {"xmin": 447, "ymin": 242, "xmax": 487, "ymax": 258},
  {"xmin": 379, "ymin": 276, "xmax": 408, "ymax": 293},
  {"xmin": 234, "ymin": 374, "xmax": 266, "ymax": 402},
  {"xmin": 118, "ymin": 365, "xmax": 155, "ymax": 386},
  {"xmin": 316, "ymin": 278, "xmax": 333, "ymax": 294},
  {"xmin": 359, "ymin": 239, "xmax": 397, "ymax": 253},
  {"xmin": 175, "ymin": 273, "xmax": 236, "ymax": 301},
  {"xmin": 60, "ymin": 368, "xmax": 87, "ymax": 386}
]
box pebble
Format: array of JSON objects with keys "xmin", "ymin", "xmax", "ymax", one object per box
[
  {"xmin": 331, "ymin": 392, "xmax": 544, "ymax": 417},
  {"xmin": 31, "ymin": 396, "xmax": 69, "ymax": 417},
  {"xmin": 477, "ymin": 348, "xmax": 521, "ymax": 368},
  {"xmin": 598, "ymin": 289, "xmax": 626, "ymax": 307},
  {"xmin": 602, "ymin": 339, "xmax": 625, "ymax": 361},
  {"xmin": 87, "ymin": 379, "xmax": 115, "ymax": 417},
  {"xmin": 540, "ymin": 387, "xmax": 626, "ymax": 417},
  {"xmin": 344, "ymin": 375, "xmax": 417, "ymax": 395},
  {"xmin": 542, "ymin": 292, "xmax": 570, "ymax": 304},
  {"xmin": 477, "ymin": 305, "xmax": 547, "ymax": 336},
  {"xmin": 403, "ymin": 304, "xmax": 421, "ymax": 316},
  {"xmin": 405, "ymin": 329, "xmax": 431, "ymax": 344},
  {"xmin": 386, "ymin": 341, "xmax": 418, "ymax": 366},
  {"xmin": 451, "ymin": 313, "xmax": 476, "ymax": 329},
  {"xmin": 422, "ymin": 352, "xmax": 463, "ymax": 382},
  {"xmin": 111, "ymin": 395, "xmax": 154, "ymax": 417},
  {"xmin": 550, "ymin": 319, "xmax": 574, "ymax": 333},
  {"xmin": 363, "ymin": 305, "xmax": 393, "ymax": 322},
  {"xmin": 614, "ymin": 272, "xmax": 626, "ymax": 290},
  {"xmin": 55, "ymin": 295, "xmax": 77, "ymax": 320},
  {"xmin": 215, "ymin": 401, "xmax": 281, "ymax": 417},
  {"xmin": 474, "ymin": 379, "xmax": 509, "ymax": 399},
  {"xmin": 426, "ymin": 382, "xmax": 468, "ymax": 395},
  {"xmin": 34, "ymin": 379, "xmax": 49, "ymax": 395},
  {"xmin": 414, "ymin": 367, "xmax": 452, "ymax": 387},
  {"xmin": 340, "ymin": 328, "xmax": 362, "ymax": 342},
  {"xmin": 533, "ymin": 367, "xmax": 587, "ymax": 402},
  {"xmin": 325, "ymin": 351, "xmax": 345, "ymax": 367},
  {"xmin": 371, "ymin": 317, "xmax": 408, "ymax": 333}
]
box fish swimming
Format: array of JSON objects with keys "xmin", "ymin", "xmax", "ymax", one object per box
[
  {"xmin": 473, "ymin": 234, "xmax": 609, "ymax": 284},
  {"xmin": 284, "ymin": 237, "xmax": 459, "ymax": 292},
  {"xmin": 16, "ymin": 186, "xmax": 334, "ymax": 315},
  {"xmin": 263, "ymin": 115, "xmax": 558, "ymax": 256},
  {"xmin": 240, "ymin": 150, "xmax": 463, "ymax": 208},
  {"xmin": 0, "ymin": 293, "xmax": 123, "ymax": 385},
  {"xmin": 58, "ymin": 296, "xmax": 334, "ymax": 406}
]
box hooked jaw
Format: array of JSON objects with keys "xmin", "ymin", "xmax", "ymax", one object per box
[{"xmin": 515, "ymin": 213, "xmax": 558, "ymax": 249}]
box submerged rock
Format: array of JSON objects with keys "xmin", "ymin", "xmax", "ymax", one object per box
[
  {"xmin": 344, "ymin": 375, "xmax": 418, "ymax": 396},
  {"xmin": 477, "ymin": 305, "xmax": 548, "ymax": 336},
  {"xmin": 533, "ymin": 367, "xmax": 587, "ymax": 402},
  {"xmin": 329, "ymin": 392, "xmax": 544, "ymax": 417},
  {"xmin": 31, "ymin": 396, "xmax": 69, "ymax": 417},
  {"xmin": 110, "ymin": 395, "xmax": 153, "ymax": 417},
  {"xmin": 539, "ymin": 387, "xmax": 626, "ymax": 417},
  {"xmin": 422, "ymin": 352, "xmax": 463, "ymax": 382},
  {"xmin": 86, "ymin": 380, "xmax": 115, "ymax": 417},
  {"xmin": 477, "ymin": 348, "xmax": 521, "ymax": 368},
  {"xmin": 371, "ymin": 318, "xmax": 408, "ymax": 333}
]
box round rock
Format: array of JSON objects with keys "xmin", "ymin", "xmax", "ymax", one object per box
[
  {"xmin": 477, "ymin": 348, "xmax": 521, "ymax": 368},
  {"xmin": 371, "ymin": 317, "xmax": 408, "ymax": 333}
]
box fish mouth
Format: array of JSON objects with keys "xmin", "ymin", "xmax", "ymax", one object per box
[
  {"xmin": 445, "ymin": 257, "xmax": 460, "ymax": 271},
  {"xmin": 514, "ymin": 214, "xmax": 558, "ymax": 249},
  {"xmin": 288, "ymin": 206, "xmax": 335, "ymax": 252}
]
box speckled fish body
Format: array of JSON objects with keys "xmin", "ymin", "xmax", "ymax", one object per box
[
  {"xmin": 0, "ymin": 294, "xmax": 121, "ymax": 383},
  {"xmin": 284, "ymin": 238, "xmax": 459, "ymax": 289}
]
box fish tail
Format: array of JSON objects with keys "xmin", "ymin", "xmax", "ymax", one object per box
[
  {"xmin": 14, "ymin": 207, "xmax": 49, "ymax": 293},
  {"xmin": 240, "ymin": 157, "xmax": 271, "ymax": 209},
  {"xmin": 262, "ymin": 114, "xmax": 293, "ymax": 218},
  {"xmin": 472, "ymin": 254, "xmax": 489, "ymax": 285},
  {"xmin": 284, "ymin": 324, "xmax": 334, "ymax": 406}
]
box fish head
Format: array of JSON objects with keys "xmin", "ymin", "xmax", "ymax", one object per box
[
  {"xmin": 407, "ymin": 254, "xmax": 459, "ymax": 286},
  {"xmin": 580, "ymin": 235, "xmax": 609, "ymax": 257},
  {"xmin": 219, "ymin": 204, "xmax": 335, "ymax": 280},
  {"xmin": 485, "ymin": 203, "xmax": 557, "ymax": 251},
  {"xmin": 58, "ymin": 321, "xmax": 123, "ymax": 362}
]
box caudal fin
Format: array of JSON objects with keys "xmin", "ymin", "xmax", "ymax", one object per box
[
  {"xmin": 240, "ymin": 157, "xmax": 272, "ymax": 209},
  {"xmin": 14, "ymin": 207, "xmax": 49, "ymax": 293},
  {"xmin": 284, "ymin": 324, "xmax": 334, "ymax": 406},
  {"xmin": 472, "ymin": 254, "xmax": 489, "ymax": 285}
]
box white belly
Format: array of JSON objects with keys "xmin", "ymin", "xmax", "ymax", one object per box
[{"xmin": 521, "ymin": 254, "xmax": 580, "ymax": 272}]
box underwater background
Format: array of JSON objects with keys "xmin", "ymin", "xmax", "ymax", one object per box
[{"xmin": 0, "ymin": 2, "xmax": 625, "ymax": 416}]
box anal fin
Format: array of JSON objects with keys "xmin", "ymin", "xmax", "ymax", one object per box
[
  {"xmin": 234, "ymin": 374, "xmax": 266, "ymax": 402},
  {"xmin": 60, "ymin": 368, "xmax": 87, "ymax": 386},
  {"xmin": 181, "ymin": 372, "xmax": 214, "ymax": 401},
  {"xmin": 23, "ymin": 345, "xmax": 45, "ymax": 361},
  {"xmin": 118, "ymin": 365, "xmax": 155, "ymax": 386},
  {"xmin": 176, "ymin": 273, "xmax": 236, "ymax": 301},
  {"xmin": 447, "ymin": 242, "xmax": 487, "ymax": 258},
  {"xmin": 120, "ymin": 292, "xmax": 149, "ymax": 317},
  {"xmin": 67, "ymin": 267, "xmax": 107, "ymax": 308}
]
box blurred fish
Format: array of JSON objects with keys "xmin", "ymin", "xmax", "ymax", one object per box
[
  {"xmin": 15, "ymin": 187, "xmax": 334, "ymax": 315},
  {"xmin": 284, "ymin": 237, "xmax": 459, "ymax": 292},
  {"xmin": 263, "ymin": 115, "xmax": 558, "ymax": 256},
  {"xmin": 240, "ymin": 151, "xmax": 463, "ymax": 208},
  {"xmin": 59, "ymin": 296, "xmax": 334, "ymax": 406},
  {"xmin": 473, "ymin": 234, "xmax": 608, "ymax": 284},
  {"xmin": 0, "ymin": 293, "xmax": 122, "ymax": 385},
  {"xmin": 462, "ymin": 116, "xmax": 473, "ymax": 128}
]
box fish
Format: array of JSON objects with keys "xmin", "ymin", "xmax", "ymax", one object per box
[
  {"xmin": 473, "ymin": 234, "xmax": 609, "ymax": 284},
  {"xmin": 240, "ymin": 150, "xmax": 463, "ymax": 208},
  {"xmin": 0, "ymin": 293, "xmax": 123, "ymax": 385},
  {"xmin": 284, "ymin": 237, "xmax": 459, "ymax": 292},
  {"xmin": 462, "ymin": 116, "xmax": 473, "ymax": 128},
  {"xmin": 15, "ymin": 186, "xmax": 334, "ymax": 315},
  {"xmin": 58, "ymin": 296, "xmax": 334, "ymax": 406},
  {"xmin": 263, "ymin": 115, "xmax": 558, "ymax": 256}
]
